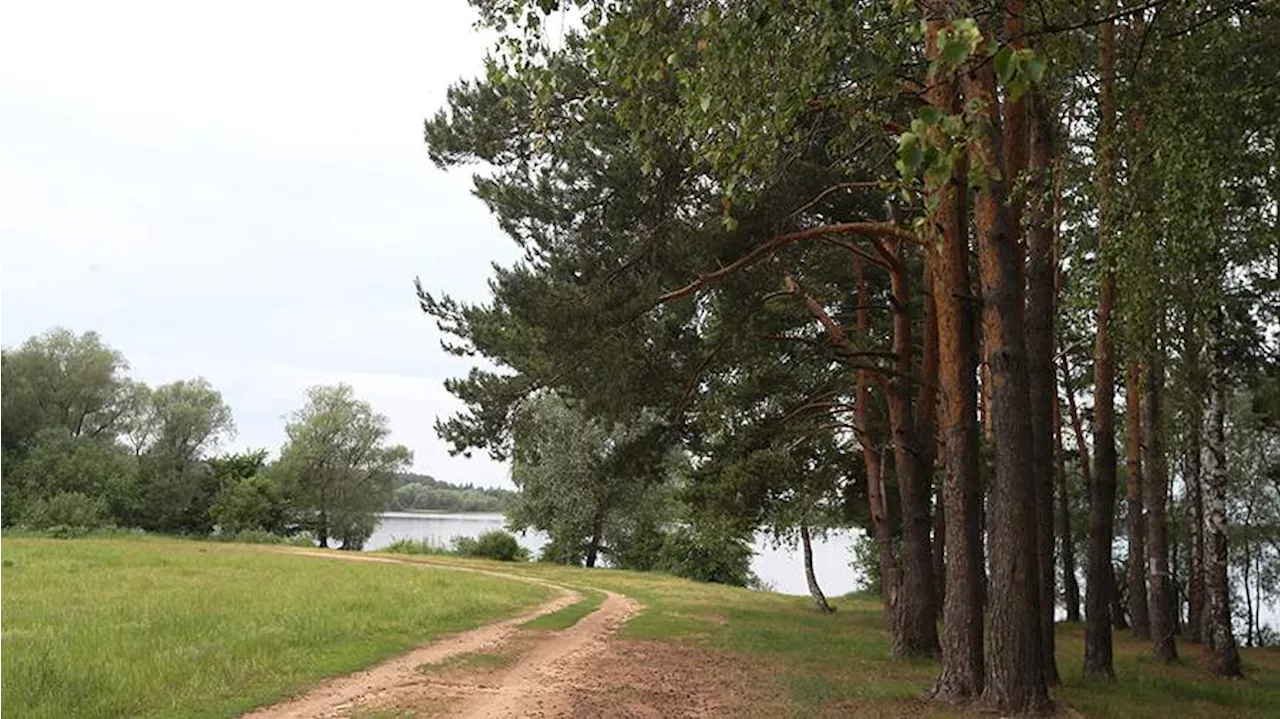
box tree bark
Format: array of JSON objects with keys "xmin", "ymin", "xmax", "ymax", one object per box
[
  {"xmin": 854, "ymin": 260, "xmax": 900, "ymax": 632},
  {"xmin": 1202, "ymin": 306, "xmax": 1242, "ymax": 677},
  {"xmin": 921, "ymin": 255, "xmax": 947, "ymax": 617},
  {"xmin": 962, "ymin": 50, "xmax": 1048, "ymax": 713},
  {"xmin": 924, "ymin": 13, "xmax": 984, "ymax": 702},
  {"xmin": 801, "ymin": 523, "xmax": 835, "ymax": 613},
  {"xmin": 1085, "ymin": 3, "xmax": 1119, "ymax": 681},
  {"xmin": 1026, "ymin": 88, "xmax": 1060, "ymax": 685},
  {"xmin": 1184, "ymin": 314, "xmax": 1206, "ymax": 643},
  {"xmin": 887, "ymin": 241, "xmax": 940, "ymax": 658},
  {"xmin": 1055, "ymin": 385, "xmax": 1082, "ymax": 622},
  {"xmin": 1143, "ymin": 344, "xmax": 1177, "ymax": 662},
  {"xmin": 317, "ymin": 488, "xmax": 330, "ymax": 549},
  {"xmin": 1126, "ymin": 360, "xmax": 1151, "ymax": 640}
]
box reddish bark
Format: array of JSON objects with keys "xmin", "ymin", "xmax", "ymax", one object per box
[
  {"xmin": 925, "ymin": 15, "xmax": 984, "ymax": 703},
  {"xmin": 962, "ymin": 46, "xmax": 1047, "ymax": 712}
]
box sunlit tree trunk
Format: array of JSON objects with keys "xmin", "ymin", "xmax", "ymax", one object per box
[
  {"xmin": 1085, "ymin": 3, "xmax": 1119, "ymax": 680},
  {"xmin": 1126, "ymin": 360, "xmax": 1150, "ymax": 640}
]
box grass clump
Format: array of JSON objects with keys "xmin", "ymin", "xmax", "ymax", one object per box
[
  {"xmin": 383, "ymin": 530, "xmax": 529, "ymax": 562},
  {"xmin": 1, "ymin": 537, "xmax": 550, "ymax": 719},
  {"xmin": 523, "ymin": 589, "xmax": 607, "ymax": 631}
]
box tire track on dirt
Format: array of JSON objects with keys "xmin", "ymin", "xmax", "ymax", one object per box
[{"xmin": 243, "ymin": 550, "xmax": 640, "ymax": 719}]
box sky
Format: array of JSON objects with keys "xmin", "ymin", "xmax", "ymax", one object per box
[{"xmin": 1, "ymin": 0, "xmax": 521, "ymax": 488}]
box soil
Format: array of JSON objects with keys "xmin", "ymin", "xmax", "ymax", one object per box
[{"xmin": 244, "ymin": 551, "xmax": 776, "ymax": 718}]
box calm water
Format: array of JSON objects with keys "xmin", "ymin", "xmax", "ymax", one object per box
[{"xmin": 366, "ymin": 512, "xmax": 865, "ymax": 596}]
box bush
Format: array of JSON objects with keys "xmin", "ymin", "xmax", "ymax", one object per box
[
  {"xmin": 18, "ymin": 492, "xmax": 110, "ymax": 532},
  {"xmin": 211, "ymin": 529, "xmax": 315, "ymax": 547},
  {"xmin": 656, "ymin": 524, "xmax": 756, "ymax": 587},
  {"xmin": 382, "ymin": 537, "xmax": 450, "ymax": 555},
  {"xmin": 454, "ymin": 530, "xmax": 528, "ymax": 562}
]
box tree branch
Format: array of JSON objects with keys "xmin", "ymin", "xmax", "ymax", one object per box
[{"xmin": 658, "ymin": 222, "xmax": 916, "ymax": 304}]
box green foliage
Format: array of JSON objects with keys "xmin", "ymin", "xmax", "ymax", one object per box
[
  {"xmin": 381, "ymin": 537, "xmax": 452, "ymax": 556},
  {"xmin": 453, "ymin": 529, "xmax": 529, "ymax": 562},
  {"xmin": 389, "ymin": 472, "xmax": 515, "ymax": 513},
  {"xmin": 273, "ymin": 384, "xmax": 412, "ymax": 549},
  {"xmin": 656, "ymin": 524, "xmax": 756, "ymax": 588},
  {"xmin": 505, "ymin": 393, "xmax": 675, "ymax": 568},
  {"xmin": 16, "ymin": 492, "xmax": 111, "ymax": 533}
]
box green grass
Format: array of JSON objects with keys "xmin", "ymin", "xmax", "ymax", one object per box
[
  {"xmin": 377, "ymin": 553, "xmax": 1280, "ymax": 718},
  {"xmin": 418, "ymin": 648, "xmax": 520, "ymax": 674},
  {"xmin": 0, "ymin": 537, "xmax": 550, "ymax": 719},
  {"xmin": 522, "ymin": 588, "xmax": 607, "ymax": 630}
]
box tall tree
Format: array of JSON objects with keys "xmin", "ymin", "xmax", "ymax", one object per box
[
  {"xmin": 1142, "ymin": 342, "xmax": 1176, "ymax": 662},
  {"xmin": 1125, "ymin": 361, "xmax": 1150, "ymax": 639},
  {"xmin": 924, "ymin": 7, "xmax": 984, "ymax": 702},
  {"xmin": 1202, "ymin": 309, "xmax": 1242, "ymax": 676},
  {"xmin": 1084, "ymin": 3, "xmax": 1119, "ymax": 680},
  {"xmin": 275, "ymin": 384, "xmax": 411, "ymax": 549},
  {"xmin": 959, "ymin": 12, "xmax": 1046, "ymax": 710}
]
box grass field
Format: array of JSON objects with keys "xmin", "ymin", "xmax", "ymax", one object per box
[
  {"xmin": 378, "ymin": 552, "xmax": 1280, "ymax": 718},
  {"xmin": 0, "ymin": 537, "xmax": 549, "ymax": 719}
]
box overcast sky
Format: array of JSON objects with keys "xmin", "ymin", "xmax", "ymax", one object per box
[{"xmin": 1, "ymin": 0, "xmax": 520, "ymax": 487}]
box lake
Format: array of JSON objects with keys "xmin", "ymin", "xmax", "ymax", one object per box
[{"xmin": 367, "ymin": 512, "xmax": 865, "ymax": 596}]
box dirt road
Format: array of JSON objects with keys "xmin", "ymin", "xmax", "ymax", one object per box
[{"xmin": 243, "ymin": 552, "xmax": 641, "ymax": 719}]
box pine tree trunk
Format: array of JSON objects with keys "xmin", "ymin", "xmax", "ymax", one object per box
[
  {"xmin": 925, "ymin": 10, "xmax": 984, "ymax": 699},
  {"xmin": 933, "ymin": 481, "xmax": 946, "ymax": 616},
  {"xmin": 855, "ymin": 260, "xmax": 900, "ymax": 633},
  {"xmin": 887, "ymin": 243, "xmax": 940, "ymax": 658},
  {"xmin": 920, "ymin": 256, "xmax": 946, "ymax": 618},
  {"xmin": 1085, "ymin": 4, "xmax": 1119, "ymax": 681},
  {"xmin": 801, "ymin": 524, "xmax": 835, "ymax": 613},
  {"xmin": 1143, "ymin": 345, "xmax": 1177, "ymax": 662},
  {"xmin": 1202, "ymin": 306, "xmax": 1242, "ymax": 677},
  {"xmin": 1126, "ymin": 360, "xmax": 1151, "ymax": 640},
  {"xmin": 962, "ymin": 46, "xmax": 1047, "ymax": 713},
  {"xmin": 1056, "ymin": 389, "xmax": 1082, "ymax": 623},
  {"xmin": 1026, "ymin": 88, "xmax": 1060, "ymax": 685}
]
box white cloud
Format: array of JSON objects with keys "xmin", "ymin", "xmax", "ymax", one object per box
[{"xmin": 1, "ymin": 0, "xmax": 518, "ymax": 487}]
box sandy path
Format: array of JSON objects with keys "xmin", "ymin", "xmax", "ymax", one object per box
[
  {"xmin": 448, "ymin": 588, "xmax": 641, "ymax": 718},
  {"xmin": 242, "ymin": 550, "xmax": 640, "ymax": 719}
]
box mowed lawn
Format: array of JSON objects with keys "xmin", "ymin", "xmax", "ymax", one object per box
[{"xmin": 0, "ymin": 538, "xmax": 549, "ymax": 719}]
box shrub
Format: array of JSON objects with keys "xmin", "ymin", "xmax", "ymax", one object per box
[
  {"xmin": 454, "ymin": 530, "xmax": 528, "ymax": 562},
  {"xmin": 656, "ymin": 524, "xmax": 756, "ymax": 587},
  {"xmin": 18, "ymin": 492, "xmax": 110, "ymax": 532},
  {"xmin": 382, "ymin": 537, "xmax": 450, "ymax": 555},
  {"xmin": 211, "ymin": 529, "xmax": 315, "ymax": 547}
]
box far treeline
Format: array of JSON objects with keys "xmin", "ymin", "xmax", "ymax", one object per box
[
  {"xmin": 417, "ymin": 0, "xmax": 1279, "ymax": 713},
  {"xmin": 0, "ymin": 328, "xmax": 502, "ymax": 548}
]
